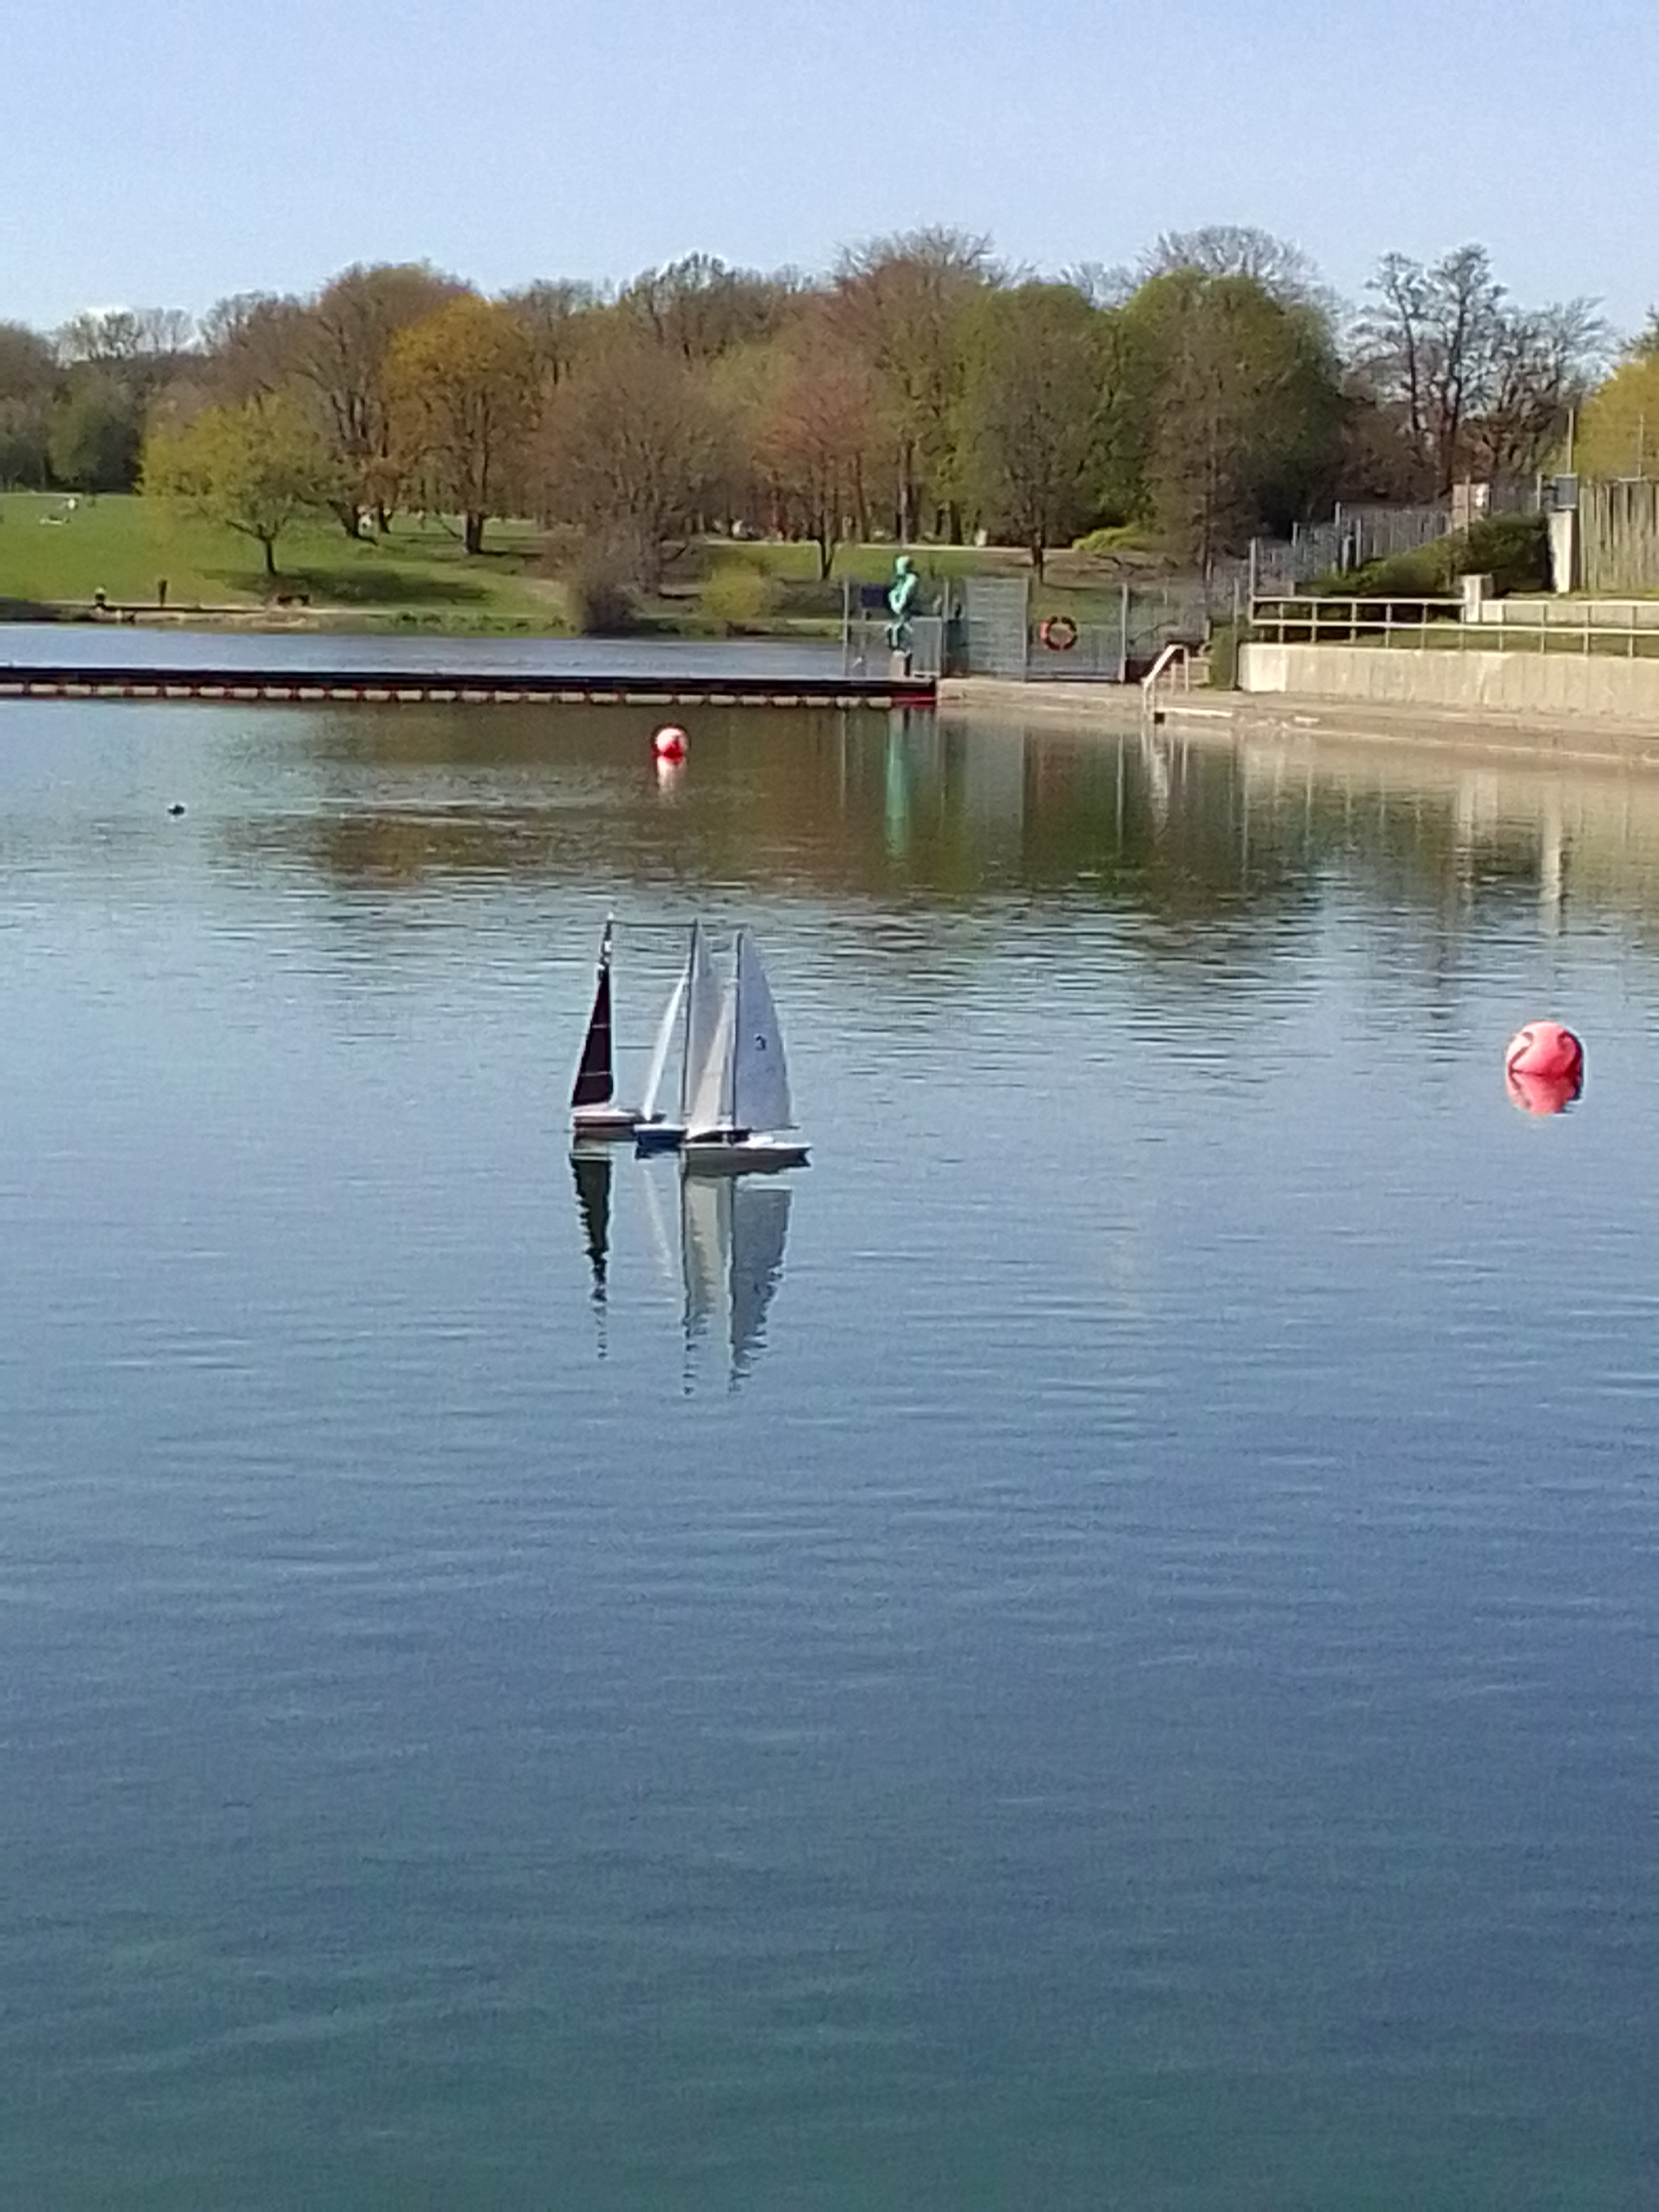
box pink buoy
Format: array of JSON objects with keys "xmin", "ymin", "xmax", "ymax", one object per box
[
  {"xmin": 652, "ymin": 723, "xmax": 688, "ymax": 764},
  {"xmin": 1504, "ymin": 1021, "xmax": 1583, "ymax": 1084}
]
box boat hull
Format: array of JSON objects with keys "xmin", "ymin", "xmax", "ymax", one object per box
[
  {"xmin": 682, "ymin": 1134, "xmax": 810, "ymax": 1174},
  {"xmin": 634, "ymin": 1120, "xmax": 686, "ymax": 1155},
  {"xmin": 571, "ymin": 1105, "xmax": 641, "ymax": 1141}
]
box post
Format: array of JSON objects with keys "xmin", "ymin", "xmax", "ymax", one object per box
[{"xmin": 1119, "ymin": 581, "xmax": 1130, "ymax": 683}]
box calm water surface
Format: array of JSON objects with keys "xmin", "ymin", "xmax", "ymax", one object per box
[{"xmin": 1, "ymin": 694, "xmax": 1656, "ymax": 2209}]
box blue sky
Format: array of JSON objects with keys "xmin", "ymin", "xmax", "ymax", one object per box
[{"xmin": 6, "ymin": 0, "xmax": 1656, "ymax": 333}]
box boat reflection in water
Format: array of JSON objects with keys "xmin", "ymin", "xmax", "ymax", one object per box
[
  {"xmin": 571, "ymin": 1148, "xmax": 793, "ymax": 1391},
  {"xmin": 677, "ymin": 1169, "xmax": 793, "ymax": 1392},
  {"xmin": 569, "ymin": 1147, "xmax": 613, "ymax": 1357}
]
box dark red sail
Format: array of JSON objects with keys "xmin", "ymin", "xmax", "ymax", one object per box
[{"xmin": 571, "ymin": 950, "xmax": 615, "ymax": 1108}]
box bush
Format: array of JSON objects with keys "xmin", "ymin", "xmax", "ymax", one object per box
[
  {"xmin": 1071, "ymin": 523, "xmax": 1153, "ymax": 559},
  {"xmin": 565, "ymin": 538, "xmax": 641, "ymax": 634},
  {"xmin": 1456, "ymin": 512, "xmax": 1549, "ymax": 594},
  {"xmin": 1311, "ymin": 543, "xmax": 1450, "ymax": 598},
  {"xmin": 700, "ymin": 561, "xmax": 778, "ymax": 632},
  {"xmin": 1310, "ymin": 512, "xmax": 1549, "ymax": 600}
]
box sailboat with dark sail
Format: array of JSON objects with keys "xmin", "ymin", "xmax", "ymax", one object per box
[{"xmin": 570, "ymin": 918, "xmax": 641, "ymax": 1141}]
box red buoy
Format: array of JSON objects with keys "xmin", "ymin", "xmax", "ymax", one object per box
[
  {"xmin": 1504, "ymin": 1021, "xmax": 1583, "ymax": 1084},
  {"xmin": 652, "ymin": 723, "xmax": 688, "ymax": 764}
]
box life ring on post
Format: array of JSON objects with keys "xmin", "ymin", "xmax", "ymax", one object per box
[{"xmin": 1040, "ymin": 614, "xmax": 1078, "ymax": 652}]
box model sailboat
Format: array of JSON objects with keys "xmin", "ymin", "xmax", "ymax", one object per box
[
  {"xmin": 682, "ymin": 928, "xmax": 809, "ymax": 1172},
  {"xmin": 570, "ymin": 919, "xmax": 641, "ymax": 1141},
  {"xmin": 634, "ymin": 920, "xmax": 724, "ymax": 1155}
]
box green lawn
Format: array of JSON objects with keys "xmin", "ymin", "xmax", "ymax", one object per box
[
  {"xmin": 0, "ymin": 493, "xmax": 556, "ymax": 632},
  {"xmin": 0, "ymin": 491, "xmax": 1161, "ymax": 635}
]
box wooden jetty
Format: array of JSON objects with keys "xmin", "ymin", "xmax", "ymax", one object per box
[{"xmin": 0, "ymin": 663, "xmax": 937, "ymax": 711}]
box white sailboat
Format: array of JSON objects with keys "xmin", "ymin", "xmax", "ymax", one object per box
[
  {"xmin": 634, "ymin": 920, "xmax": 723, "ymax": 1155},
  {"xmin": 569, "ymin": 918, "xmax": 640, "ymax": 1141},
  {"xmin": 682, "ymin": 928, "xmax": 809, "ymax": 1173}
]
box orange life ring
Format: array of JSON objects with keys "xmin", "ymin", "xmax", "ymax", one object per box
[{"xmin": 1040, "ymin": 614, "xmax": 1078, "ymax": 651}]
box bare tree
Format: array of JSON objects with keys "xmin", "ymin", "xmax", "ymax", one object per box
[
  {"xmin": 56, "ymin": 306, "xmax": 194, "ymax": 366},
  {"xmin": 504, "ymin": 280, "xmax": 605, "ymax": 395},
  {"xmin": 197, "ymin": 292, "xmax": 312, "ymax": 405},
  {"xmin": 537, "ymin": 327, "xmax": 724, "ymax": 583},
  {"xmin": 1472, "ymin": 299, "xmax": 1611, "ymax": 479},
  {"xmin": 296, "ymin": 262, "xmax": 465, "ymax": 534},
  {"xmin": 1357, "ymin": 246, "xmax": 1608, "ymax": 494},
  {"xmin": 1141, "ymin": 226, "xmax": 1336, "ymax": 322},
  {"xmin": 754, "ymin": 310, "xmax": 881, "ymax": 577},
  {"xmin": 619, "ymin": 255, "xmax": 794, "ymax": 363}
]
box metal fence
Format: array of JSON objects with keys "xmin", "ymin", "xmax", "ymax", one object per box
[
  {"xmin": 1249, "ymin": 594, "xmax": 1659, "ymax": 658},
  {"xmin": 951, "ymin": 575, "xmax": 1222, "ymax": 682}
]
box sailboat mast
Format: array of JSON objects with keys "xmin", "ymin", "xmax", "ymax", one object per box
[
  {"xmin": 678, "ymin": 920, "xmax": 698, "ymax": 1122},
  {"xmin": 728, "ymin": 927, "xmax": 742, "ymax": 1130}
]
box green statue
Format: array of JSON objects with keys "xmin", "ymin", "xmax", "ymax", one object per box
[{"xmin": 885, "ymin": 554, "xmax": 919, "ymax": 652}]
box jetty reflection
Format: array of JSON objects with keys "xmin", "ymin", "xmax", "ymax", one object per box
[{"xmin": 573, "ymin": 1149, "xmax": 792, "ymax": 1391}]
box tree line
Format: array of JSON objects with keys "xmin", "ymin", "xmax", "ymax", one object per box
[{"xmin": 0, "ymin": 227, "xmax": 1627, "ymax": 582}]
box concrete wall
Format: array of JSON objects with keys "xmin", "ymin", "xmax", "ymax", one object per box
[{"xmin": 1239, "ymin": 642, "xmax": 1659, "ymax": 720}]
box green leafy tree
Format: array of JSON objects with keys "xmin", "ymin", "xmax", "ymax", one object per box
[
  {"xmin": 1122, "ymin": 270, "xmax": 1343, "ymax": 565},
  {"xmin": 962, "ymin": 283, "xmax": 1109, "ymax": 576},
  {"xmin": 0, "ymin": 322, "xmax": 58, "ymax": 486},
  {"xmin": 48, "ymin": 367, "xmax": 143, "ymax": 491},
  {"xmin": 1575, "ymin": 350, "xmax": 1659, "ymax": 479},
  {"xmin": 384, "ymin": 295, "xmax": 537, "ymax": 555},
  {"xmin": 142, "ymin": 394, "xmax": 341, "ymax": 577}
]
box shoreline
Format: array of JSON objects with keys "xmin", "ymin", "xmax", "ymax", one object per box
[{"xmin": 938, "ymin": 676, "xmax": 1659, "ymax": 769}]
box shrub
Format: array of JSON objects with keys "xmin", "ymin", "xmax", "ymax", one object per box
[
  {"xmin": 1071, "ymin": 523, "xmax": 1153, "ymax": 559},
  {"xmin": 700, "ymin": 561, "xmax": 778, "ymax": 632},
  {"xmin": 1309, "ymin": 512, "xmax": 1549, "ymax": 600},
  {"xmin": 565, "ymin": 537, "xmax": 641, "ymax": 634},
  {"xmin": 1456, "ymin": 512, "xmax": 1549, "ymax": 594},
  {"xmin": 1311, "ymin": 543, "xmax": 1451, "ymax": 598}
]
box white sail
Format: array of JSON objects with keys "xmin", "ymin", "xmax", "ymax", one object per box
[
  {"xmin": 686, "ymin": 972, "xmax": 735, "ymax": 1134},
  {"xmin": 639, "ymin": 969, "xmax": 687, "ymax": 1123},
  {"xmin": 680, "ymin": 922, "xmax": 725, "ymax": 1123},
  {"xmin": 731, "ymin": 930, "xmax": 794, "ymax": 1134}
]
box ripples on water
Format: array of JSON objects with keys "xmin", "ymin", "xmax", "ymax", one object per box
[{"xmin": 0, "ymin": 697, "xmax": 1655, "ymax": 2209}]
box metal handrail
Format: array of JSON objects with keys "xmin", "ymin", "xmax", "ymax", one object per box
[
  {"xmin": 1248, "ymin": 595, "xmax": 1659, "ymax": 658},
  {"xmin": 1141, "ymin": 641, "xmax": 1193, "ymax": 694}
]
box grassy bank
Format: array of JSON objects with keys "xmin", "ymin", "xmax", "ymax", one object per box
[
  {"xmin": 0, "ymin": 493, "xmax": 555, "ymax": 632},
  {"xmin": 0, "ymin": 491, "xmax": 1164, "ymax": 637}
]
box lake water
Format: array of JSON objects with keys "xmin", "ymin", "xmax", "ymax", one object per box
[{"xmin": 1, "ymin": 693, "xmax": 1656, "ymax": 2211}]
